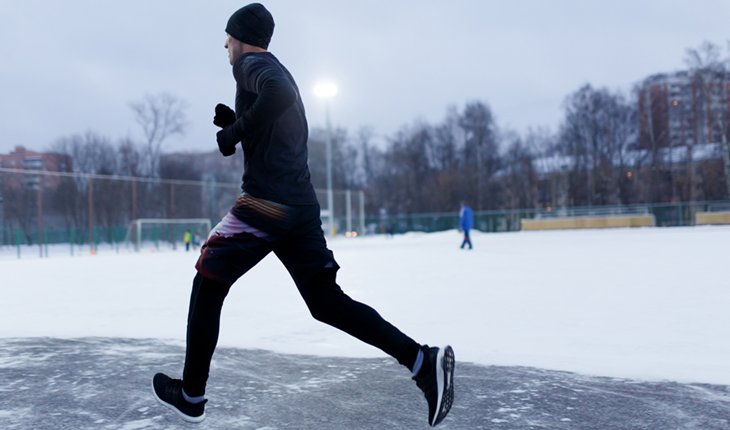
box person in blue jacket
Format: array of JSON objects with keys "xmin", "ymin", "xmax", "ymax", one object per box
[{"xmin": 459, "ymin": 202, "xmax": 474, "ymax": 249}]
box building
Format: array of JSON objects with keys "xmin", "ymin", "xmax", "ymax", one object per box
[
  {"xmin": 638, "ymin": 71, "xmax": 730, "ymax": 149},
  {"xmin": 0, "ymin": 146, "xmax": 73, "ymax": 189}
]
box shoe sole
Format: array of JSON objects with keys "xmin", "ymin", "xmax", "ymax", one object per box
[
  {"xmin": 431, "ymin": 345, "xmax": 455, "ymax": 426},
  {"xmin": 151, "ymin": 379, "xmax": 206, "ymax": 423}
]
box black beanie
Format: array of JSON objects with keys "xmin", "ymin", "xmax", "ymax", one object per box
[{"xmin": 226, "ymin": 3, "xmax": 275, "ymax": 50}]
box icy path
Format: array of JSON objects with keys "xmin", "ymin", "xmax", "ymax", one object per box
[{"xmin": 1, "ymin": 338, "xmax": 728, "ymax": 430}]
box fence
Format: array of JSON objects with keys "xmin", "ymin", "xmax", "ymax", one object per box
[
  {"xmin": 363, "ymin": 200, "xmax": 730, "ymax": 235},
  {"xmin": 0, "ymin": 167, "xmax": 364, "ymax": 256},
  {"xmin": 2, "ymin": 167, "xmax": 728, "ymax": 257}
]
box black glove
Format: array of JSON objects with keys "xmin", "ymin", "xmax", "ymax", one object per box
[
  {"xmin": 216, "ymin": 124, "xmax": 239, "ymax": 157},
  {"xmin": 213, "ymin": 103, "xmax": 236, "ymax": 128}
]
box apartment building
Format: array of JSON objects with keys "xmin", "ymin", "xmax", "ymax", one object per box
[{"xmin": 638, "ymin": 71, "xmax": 730, "ymax": 149}]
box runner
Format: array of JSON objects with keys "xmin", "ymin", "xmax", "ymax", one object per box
[{"xmin": 152, "ymin": 3, "xmax": 454, "ymax": 426}]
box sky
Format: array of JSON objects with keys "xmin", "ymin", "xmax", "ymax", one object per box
[
  {"xmin": 2, "ymin": 226, "xmax": 729, "ymax": 385},
  {"xmin": 1, "ymin": 0, "xmax": 729, "ymax": 155}
]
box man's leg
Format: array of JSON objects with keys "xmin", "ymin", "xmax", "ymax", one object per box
[
  {"xmin": 272, "ymin": 208, "xmax": 422, "ymax": 369},
  {"xmin": 152, "ymin": 273, "xmax": 231, "ymax": 423},
  {"xmin": 182, "ymin": 273, "xmax": 232, "ymax": 397},
  {"xmin": 277, "ymin": 223, "xmax": 455, "ymax": 426},
  {"xmin": 299, "ymin": 267, "xmax": 421, "ymax": 370},
  {"xmin": 154, "ymin": 210, "xmax": 276, "ymax": 422}
]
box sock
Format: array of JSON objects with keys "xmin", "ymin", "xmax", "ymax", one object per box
[
  {"xmin": 182, "ymin": 388, "xmax": 205, "ymax": 404},
  {"xmin": 411, "ymin": 348, "xmax": 424, "ymax": 376}
]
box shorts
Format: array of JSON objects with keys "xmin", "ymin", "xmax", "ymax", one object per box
[{"xmin": 195, "ymin": 193, "xmax": 338, "ymax": 287}]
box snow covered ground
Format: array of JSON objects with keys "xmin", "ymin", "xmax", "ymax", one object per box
[{"xmin": 1, "ymin": 226, "xmax": 729, "ymax": 386}]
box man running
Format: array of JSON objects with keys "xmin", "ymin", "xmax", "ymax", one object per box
[{"xmin": 152, "ymin": 3, "xmax": 454, "ymax": 426}]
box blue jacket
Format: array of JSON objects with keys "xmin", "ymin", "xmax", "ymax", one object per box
[{"xmin": 459, "ymin": 205, "xmax": 474, "ymax": 231}]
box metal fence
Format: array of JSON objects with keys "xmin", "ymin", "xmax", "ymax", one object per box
[
  {"xmin": 2, "ymin": 167, "xmax": 729, "ymax": 258},
  {"xmin": 362, "ymin": 200, "xmax": 730, "ymax": 235},
  {"xmin": 0, "ymin": 167, "xmax": 364, "ymax": 256}
]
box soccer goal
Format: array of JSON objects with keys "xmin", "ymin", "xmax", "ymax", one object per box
[{"xmin": 124, "ymin": 218, "xmax": 212, "ymax": 252}]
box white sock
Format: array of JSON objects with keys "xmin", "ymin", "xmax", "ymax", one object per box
[
  {"xmin": 182, "ymin": 388, "xmax": 205, "ymax": 404},
  {"xmin": 412, "ymin": 348, "xmax": 424, "ymax": 376}
]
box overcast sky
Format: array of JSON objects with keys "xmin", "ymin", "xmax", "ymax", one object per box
[{"xmin": 1, "ymin": 0, "xmax": 728, "ymax": 155}]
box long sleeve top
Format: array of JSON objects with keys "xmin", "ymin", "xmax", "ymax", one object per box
[{"xmin": 230, "ymin": 52, "xmax": 318, "ymax": 205}]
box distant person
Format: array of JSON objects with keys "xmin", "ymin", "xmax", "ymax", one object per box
[
  {"xmin": 151, "ymin": 4, "xmax": 454, "ymax": 427},
  {"xmin": 459, "ymin": 202, "xmax": 473, "ymax": 249},
  {"xmin": 193, "ymin": 232, "xmax": 201, "ymax": 249},
  {"xmin": 183, "ymin": 230, "xmax": 192, "ymax": 251}
]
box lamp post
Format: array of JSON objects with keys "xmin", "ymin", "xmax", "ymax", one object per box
[{"xmin": 314, "ymin": 82, "xmax": 338, "ymax": 237}]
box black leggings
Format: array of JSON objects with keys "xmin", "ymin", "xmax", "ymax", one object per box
[{"xmin": 182, "ymin": 270, "xmax": 421, "ymax": 397}]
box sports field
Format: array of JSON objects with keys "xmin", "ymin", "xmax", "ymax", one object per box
[{"xmin": 2, "ymin": 226, "xmax": 729, "ymax": 385}]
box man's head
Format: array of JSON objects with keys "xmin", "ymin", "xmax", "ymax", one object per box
[{"xmin": 225, "ymin": 3, "xmax": 274, "ymax": 63}]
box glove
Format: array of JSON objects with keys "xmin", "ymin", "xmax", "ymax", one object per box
[
  {"xmin": 213, "ymin": 103, "xmax": 236, "ymax": 128},
  {"xmin": 216, "ymin": 125, "xmax": 239, "ymax": 157}
]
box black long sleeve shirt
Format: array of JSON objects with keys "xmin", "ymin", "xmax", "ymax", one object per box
[{"xmin": 230, "ymin": 52, "xmax": 318, "ymax": 206}]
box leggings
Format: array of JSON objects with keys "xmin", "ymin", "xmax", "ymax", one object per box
[{"xmin": 181, "ymin": 270, "xmax": 421, "ymax": 397}]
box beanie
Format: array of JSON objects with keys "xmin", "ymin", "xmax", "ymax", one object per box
[{"xmin": 226, "ymin": 3, "xmax": 275, "ymax": 50}]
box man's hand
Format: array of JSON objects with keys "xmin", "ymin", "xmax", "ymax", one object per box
[
  {"xmin": 216, "ymin": 125, "xmax": 239, "ymax": 156},
  {"xmin": 213, "ymin": 104, "xmax": 236, "ymax": 128}
]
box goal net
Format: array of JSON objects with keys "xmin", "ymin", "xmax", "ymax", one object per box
[{"xmin": 124, "ymin": 218, "xmax": 212, "ymax": 252}]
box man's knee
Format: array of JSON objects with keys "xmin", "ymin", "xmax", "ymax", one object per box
[
  {"xmin": 192, "ymin": 273, "xmax": 232, "ymax": 305},
  {"xmin": 301, "ymin": 268, "xmax": 347, "ymax": 323}
]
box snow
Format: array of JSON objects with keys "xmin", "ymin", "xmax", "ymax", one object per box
[{"xmin": 1, "ymin": 226, "xmax": 729, "ymax": 386}]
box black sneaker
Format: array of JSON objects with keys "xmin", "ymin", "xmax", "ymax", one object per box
[
  {"xmin": 152, "ymin": 373, "xmax": 207, "ymax": 423},
  {"xmin": 413, "ymin": 345, "xmax": 455, "ymax": 427}
]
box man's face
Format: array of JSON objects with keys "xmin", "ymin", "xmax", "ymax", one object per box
[{"xmin": 225, "ymin": 34, "xmax": 245, "ymax": 65}]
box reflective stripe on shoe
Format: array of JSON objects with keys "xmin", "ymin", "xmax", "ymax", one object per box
[{"xmin": 432, "ymin": 345, "xmax": 455, "ymax": 426}]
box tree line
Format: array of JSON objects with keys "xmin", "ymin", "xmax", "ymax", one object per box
[
  {"xmin": 307, "ymin": 41, "xmax": 730, "ymax": 216},
  {"xmin": 37, "ymin": 41, "xmax": 730, "ymax": 219}
]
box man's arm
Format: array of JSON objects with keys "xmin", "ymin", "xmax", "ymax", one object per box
[
  {"xmin": 216, "ymin": 55, "xmax": 298, "ymax": 155},
  {"xmin": 231, "ymin": 55, "xmax": 298, "ymax": 138}
]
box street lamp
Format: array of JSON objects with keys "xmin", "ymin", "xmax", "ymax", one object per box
[{"xmin": 314, "ymin": 82, "xmax": 338, "ymax": 237}]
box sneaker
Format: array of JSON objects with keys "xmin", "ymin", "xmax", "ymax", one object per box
[
  {"xmin": 413, "ymin": 345, "xmax": 455, "ymax": 426},
  {"xmin": 152, "ymin": 373, "xmax": 207, "ymax": 423}
]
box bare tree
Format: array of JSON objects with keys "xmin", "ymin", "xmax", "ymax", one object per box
[
  {"xmin": 0, "ymin": 176, "xmax": 36, "ymax": 244},
  {"xmin": 559, "ymin": 85, "xmax": 640, "ymax": 206},
  {"xmin": 383, "ymin": 122, "xmax": 438, "ymax": 214},
  {"xmin": 525, "ymin": 127, "xmax": 564, "ymax": 208},
  {"xmin": 502, "ymin": 132, "xmax": 538, "ymax": 210},
  {"xmin": 118, "ymin": 136, "xmax": 145, "ymax": 177},
  {"xmin": 353, "ymin": 127, "xmax": 390, "ymax": 215},
  {"xmin": 51, "ymin": 131, "xmax": 117, "ymax": 175},
  {"xmin": 49, "ymin": 132, "xmax": 131, "ymax": 240},
  {"xmin": 559, "ymin": 85, "xmax": 598, "ymax": 206},
  {"xmin": 685, "ymin": 41, "xmax": 730, "ymax": 199},
  {"xmin": 602, "ymin": 93, "xmax": 638, "ymax": 204},
  {"xmin": 432, "ymin": 109, "xmax": 466, "ymax": 210},
  {"xmin": 129, "ymin": 92, "xmax": 188, "ymax": 177},
  {"xmin": 458, "ymin": 102, "xmax": 498, "ymax": 210}
]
